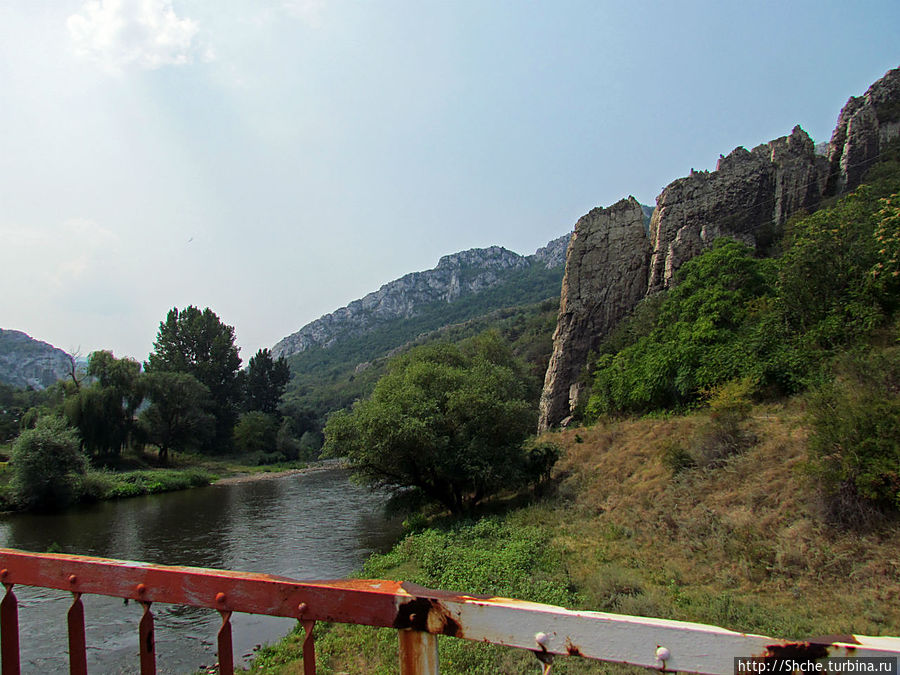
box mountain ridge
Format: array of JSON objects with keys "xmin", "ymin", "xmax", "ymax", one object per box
[
  {"xmin": 272, "ymin": 235, "xmax": 573, "ymax": 359},
  {"xmin": 0, "ymin": 329, "xmax": 73, "ymax": 390}
]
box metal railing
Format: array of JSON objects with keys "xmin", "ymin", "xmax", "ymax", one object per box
[{"xmin": 0, "ymin": 547, "xmax": 898, "ymax": 674}]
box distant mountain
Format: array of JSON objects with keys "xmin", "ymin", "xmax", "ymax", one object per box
[
  {"xmin": 0, "ymin": 329, "xmax": 72, "ymax": 390},
  {"xmin": 272, "ymin": 236, "xmax": 572, "ymax": 360}
]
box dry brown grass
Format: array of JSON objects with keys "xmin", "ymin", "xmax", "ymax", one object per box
[{"xmin": 545, "ymin": 400, "xmax": 900, "ymax": 637}]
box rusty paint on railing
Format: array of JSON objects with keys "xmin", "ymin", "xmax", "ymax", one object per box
[{"xmin": 0, "ymin": 548, "xmax": 898, "ymax": 674}]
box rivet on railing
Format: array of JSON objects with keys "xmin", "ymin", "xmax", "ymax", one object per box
[
  {"xmin": 0, "ymin": 569, "xmax": 7, "ymax": 580},
  {"xmin": 656, "ymin": 645, "xmax": 671, "ymax": 667},
  {"xmin": 68, "ymin": 574, "xmax": 78, "ymax": 585},
  {"xmin": 136, "ymin": 583, "xmax": 147, "ymax": 595},
  {"xmin": 216, "ymin": 592, "xmax": 227, "ymax": 605},
  {"xmin": 297, "ymin": 602, "xmax": 308, "ymax": 616}
]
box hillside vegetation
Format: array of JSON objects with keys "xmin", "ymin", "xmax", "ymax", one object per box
[
  {"xmin": 247, "ymin": 141, "xmax": 900, "ymax": 674},
  {"xmin": 281, "ymin": 288, "xmax": 561, "ymax": 433},
  {"xmin": 248, "ymin": 403, "xmax": 900, "ymax": 675}
]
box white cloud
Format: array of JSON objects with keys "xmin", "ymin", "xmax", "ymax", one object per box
[{"xmin": 67, "ymin": 0, "xmax": 204, "ymax": 73}]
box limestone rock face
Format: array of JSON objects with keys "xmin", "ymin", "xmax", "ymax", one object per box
[
  {"xmin": 827, "ymin": 67, "xmax": 900, "ymax": 195},
  {"xmin": 647, "ymin": 126, "xmax": 823, "ymax": 293},
  {"xmin": 0, "ymin": 329, "xmax": 72, "ymax": 390},
  {"xmin": 537, "ymin": 197, "xmax": 650, "ymax": 432},
  {"xmin": 530, "ymin": 233, "xmax": 573, "ymax": 269}
]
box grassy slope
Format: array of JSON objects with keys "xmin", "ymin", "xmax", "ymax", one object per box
[{"xmin": 246, "ymin": 400, "xmax": 900, "ymax": 674}]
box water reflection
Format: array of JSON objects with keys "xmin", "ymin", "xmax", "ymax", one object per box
[{"xmin": 0, "ymin": 469, "xmax": 402, "ymax": 674}]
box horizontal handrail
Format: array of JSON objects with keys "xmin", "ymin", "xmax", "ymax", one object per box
[{"xmin": 0, "ymin": 548, "xmax": 898, "ymax": 674}]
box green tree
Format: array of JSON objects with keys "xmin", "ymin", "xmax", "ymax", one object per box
[
  {"xmin": 778, "ymin": 186, "xmax": 889, "ymax": 349},
  {"xmin": 244, "ymin": 348, "xmax": 291, "ymax": 415},
  {"xmin": 63, "ymin": 351, "xmax": 144, "ymax": 462},
  {"xmin": 233, "ymin": 411, "xmax": 279, "ymax": 456},
  {"xmin": 324, "ymin": 333, "xmax": 538, "ymax": 514},
  {"xmin": 139, "ymin": 372, "xmax": 215, "ymax": 464},
  {"xmin": 11, "ymin": 415, "xmax": 86, "ymax": 511},
  {"xmin": 145, "ymin": 306, "xmax": 242, "ymax": 453}
]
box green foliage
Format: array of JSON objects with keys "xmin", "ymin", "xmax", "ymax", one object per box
[
  {"xmin": 587, "ymin": 240, "xmax": 781, "ymax": 416},
  {"xmin": 283, "ymin": 281, "xmax": 561, "ymax": 434},
  {"xmin": 324, "ymin": 332, "xmax": 542, "ymax": 514},
  {"xmin": 62, "ymin": 351, "xmax": 144, "ymax": 463},
  {"xmin": 139, "ymin": 371, "xmax": 215, "ymax": 463},
  {"xmin": 145, "ymin": 306, "xmax": 242, "ymax": 452},
  {"xmin": 0, "ymin": 382, "xmax": 55, "ymax": 442},
  {"xmin": 244, "ymin": 348, "xmax": 290, "ymax": 415},
  {"xmin": 11, "ymin": 415, "xmax": 86, "ymax": 511},
  {"xmin": 364, "ymin": 516, "xmax": 576, "ymax": 605},
  {"xmin": 805, "ymin": 346, "xmax": 900, "ymax": 525},
  {"xmin": 778, "ymin": 186, "xmax": 891, "ymax": 349},
  {"xmin": 80, "ymin": 467, "xmax": 213, "ymax": 501},
  {"xmin": 689, "ymin": 377, "xmax": 757, "ymax": 467},
  {"xmin": 233, "ymin": 411, "xmax": 278, "ymax": 455},
  {"xmin": 64, "ymin": 386, "xmax": 129, "ymax": 460}
]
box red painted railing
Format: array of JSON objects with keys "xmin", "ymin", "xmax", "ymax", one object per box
[{"xmin": 0, "ymin": 547, "xmax": 898, "ymax": 674}]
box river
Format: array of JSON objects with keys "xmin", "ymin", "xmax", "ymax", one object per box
[{"xmin": 0, "ymin": 468, "xmax": 402, "ymax": 673}]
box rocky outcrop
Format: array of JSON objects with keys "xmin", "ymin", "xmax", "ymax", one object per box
[
  {"xmin": 647, "ymin": 125, "xmax": 824, "ymax": 293},
  {"xmin": 273, "ymin": 239, "xmax": 569, "ymax": 359},
  {"xmin": 538, "ymin": 198, "xmax": 650, "ymax": 431},
  {"xmin": 538, "ymin": 67, "xmax": 900, "ymax": 430},
  {"xmin": 530, "ymin": 233, "xmax": 572, "ymax": 269},
  {"xmin": 0, "ymin": 329, "xmax": 72, "ymax": 390},
  {"xmin": 826, "ymin": 67, "xmax": 900, "ymax": 195}
]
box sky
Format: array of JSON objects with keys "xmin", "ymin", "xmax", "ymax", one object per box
[{"xmin": 1, "ymin": 1, "xmax": 898, "ymax": 364}]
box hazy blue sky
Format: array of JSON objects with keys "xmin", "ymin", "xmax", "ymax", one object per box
[{"xmin": 1, "ymin": 1, "xmax": 898, "ymax": 363}]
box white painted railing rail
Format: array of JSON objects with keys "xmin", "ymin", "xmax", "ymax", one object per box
[{"xmin": 0, "ymin": 548, "xmax": 898, "ymax": 674}]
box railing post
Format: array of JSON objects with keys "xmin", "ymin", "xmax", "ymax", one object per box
[
  {"xmin": 301, "ymin": 620, "xmax": 316, "ymax": 675},
  {"xmin": 398, "ymin": 629, "xmax": 439, "ymax": 675},
  {"xmin": 0, "ymin": 582, "xmax": 20, "ymax": 675},
  {"xmin": 138, "ymin": 602, "xmax": 156, "ymax": 675},
  {"xmin": 67, "ymin": 592, "xmax": 88, "ymax": 675},
  {"xmin": 217, "ymin": 610, "xmax": 234, "ymax": 675}
]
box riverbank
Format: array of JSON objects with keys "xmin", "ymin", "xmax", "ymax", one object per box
[
  {"xmin": 213, "ymin": 458, "xmax": 344, "ymax": 485},
  {"xmin": 0, "ymin": 447, "xmax": 333, "ymax": 513},
  {"xmin": 246, "ymin": 400, "xmax": 900, "ymax": 674}
]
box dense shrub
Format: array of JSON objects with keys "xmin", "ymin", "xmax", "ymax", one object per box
[
  {"xmin": 587, "ymin": 240, "xmax": 781, "ymax": 416},
  {"xmin": 233, "ymin": 411, "xmax": 279, "ymax": 454},
  {"xmin": 806, "ymin": 346, "xmax": 900, "ymax": 526},
  {"xmin": 11, "ymin": 415, "xmax": 86, "ymax": 511},
  {"xmin": 689, "ymin": 378, "xmax": 757, "ymax": 467}
]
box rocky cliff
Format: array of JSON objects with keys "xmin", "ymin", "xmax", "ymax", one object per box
[
  {"xmin": 538, "ymin": 198, "xmax": 650, "ymax": 430},
  {"xmin": 0, "ymin": 329, "xmax": 72, "ymax": 390},
  {"xmin": 538, "ymin": 66, "xmax": 900, "ymax": 430},
  {"xmin": 647, "ymin": 125, "xmax": 826, "ymax": 293},
  {"xmin": 826, "ymin": 66, "xmax": 900, "ymax": 195},
  {"xmin": 273, "ymin": 239, "xmax": 572, "ymax": 359}
]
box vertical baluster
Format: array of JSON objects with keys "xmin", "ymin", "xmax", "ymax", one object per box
[
  {"xmin": 67, "ymin": 592, "xmax": 88, "ymax": 675},
  {"xmin": 138, "ymin": 602, "xmax": 155, "ymax": 675},
  {"xmin": 0, "ymin": 582, "xmax": 20, "ymax": 675},
  {"xmin": 301, "ymin": 620, "xmax": 316, "ymax": 675},
  {"xmin": 398, "ymin": 629, "xmax": 439, "ymax": 675},
  {"xmin": 216, "ymin": 611, "xmax": 233, "ymax": 675}
]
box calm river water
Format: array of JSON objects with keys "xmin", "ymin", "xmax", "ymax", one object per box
[{"xmin": 0, "ymin": 468, "xmax": 402, "ymax": 673}]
